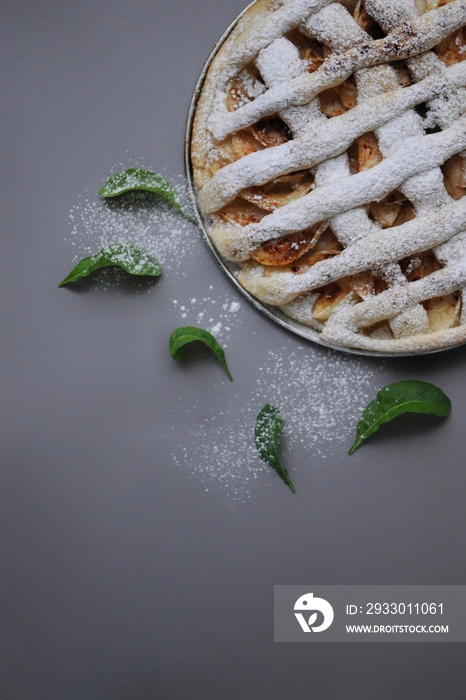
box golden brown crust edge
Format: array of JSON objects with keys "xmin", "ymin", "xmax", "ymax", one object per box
[
  {"xmin": 188, "ymin": 0, "xmax": 466, "ymax": 354},
  {"xmin": 191, "ymin": 0, "xmax": 275, "ymax": 190}
]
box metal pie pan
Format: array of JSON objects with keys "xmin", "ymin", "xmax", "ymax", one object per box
[{"xmin": 184, "ymin": 1, "xmax": 466, "ymax": 358}]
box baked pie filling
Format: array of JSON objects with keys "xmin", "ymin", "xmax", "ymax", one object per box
[{"xmin": 191, "ymin": 0, "xmax": 466, "ymax": 353}]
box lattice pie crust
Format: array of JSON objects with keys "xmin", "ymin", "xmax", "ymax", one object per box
[{"xmin": 191, "ymin": 0, "xmax": 466, "ymax": 353}]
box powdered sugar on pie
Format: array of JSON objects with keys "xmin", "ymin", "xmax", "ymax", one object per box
[{"xmin": 190, "ymin": 0, "xmax": 466, "ymax": 354}]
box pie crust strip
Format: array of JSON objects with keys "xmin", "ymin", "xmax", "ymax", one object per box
[
  {"xmin": 199, "ymin": 60, "xmax": 466, "ymax": 214},
  {"xmin": 351, "ymin": 263, "xmax": 466, "ymax": 328},
  {"xmin": 211, "ymin": 0, "xmax": 334, "ymax": 86},
  {"xmin": 255, "ymin": 29, "xmax": 427, "ymax": 336},
  {"xmin": 237, "ymin": 196, "xmax": 466, "ymax": 305},
  {"xmin": 209, "ymin": 0, "xmax": 466, "ymax": 140},
  {"xmin": 305, "ymin": 0, "xmax": 466, "ymax": 328},
  {"xmin": 213, "ymin": 116, "xmax": 466, "ymax": 260},
  {"xmin": 192, "ymin": 0, "xmax": 466, "ymax": 352}
]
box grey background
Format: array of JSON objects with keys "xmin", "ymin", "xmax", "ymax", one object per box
[{"xmin": 1, "ymin": 0, "xmax": 466, "ymax": 698}]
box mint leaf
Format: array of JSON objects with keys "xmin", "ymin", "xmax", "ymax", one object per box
[
  {"xmin": 254, "ymin": 404, "xmax": 295, "ymax": 494},
  {"xmin": 349, "ymin": 380, "xmax": 451, "ymax": 455},
  {"xmin": 58, "ymin": 243, "xmax": 162, "ymax": 287},
  {"xmin": 99, "ymin": 168, "xmax": 196, "ymax": 223},
  {"xmin": 169, "ymin": 326, "xmax": 233, "ymax": 381}
]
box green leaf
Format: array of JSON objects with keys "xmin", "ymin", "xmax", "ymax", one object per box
[
  {"xmin": 349, "ymin": 380, "xmax": 451, "ymax": 455},
  {"xmin": 99, "ymin": 168, "xmax": 196, "ymax": 223},
  {"xmin": 254, "ymin": 404, "xmax": 296, "ymax": 494},
  {"xmin": 58, "ymin": 243, "xmax": 162, "ymax": 287},
  {"xmin": 169, "ymin": 326, "xmax": 233, "ymax": 381}
]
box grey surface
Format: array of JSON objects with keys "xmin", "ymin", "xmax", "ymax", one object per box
[{"xmin": 2, "ymin": 1, "xmax": 466, "ymax": 698}]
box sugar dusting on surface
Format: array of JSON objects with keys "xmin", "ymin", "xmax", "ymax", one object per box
[
  {"xmin": 67, "ymin": 162, "xmax": 198, "ymax": 288},
  {"xmin": 66, "ymin": 160, "xmax": 248, "ymax": 346},
  {"xmin": 172, "ymin": 291, "xmax": 243, "ymax": 344},
  {"xmin": 172, "ymin": 341, "xmax": 383, "ymax": 503},
  {"xmin": 67, "ymin": 161, "xmax": 384, "ymax": 504}
]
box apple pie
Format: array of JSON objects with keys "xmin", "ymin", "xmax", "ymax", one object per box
[{"xmin": 190, "ymin": 0, "xmax": 466, "ymax": 353}]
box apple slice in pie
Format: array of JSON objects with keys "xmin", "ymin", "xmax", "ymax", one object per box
[{"xmin": 191, "ymin": 0, "xmax": 466, "ymax": 353}]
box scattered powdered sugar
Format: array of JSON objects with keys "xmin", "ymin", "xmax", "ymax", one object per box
[
  {"xmin": 172, "ymin": 341, "xmax": 383, "ymax": 503},
  {"xmin": 66, "ymin": 160, "xmax": 383, "ymax": 504},
  {"xmin": 66, "ymin": 160, "xmax": 248, "ymax": 344},
  {"xmin": 66, "ymin": 163, "xmax": 198, "ymax": 288},
  {"xmin": 253, "ymin": 345, "xmax": 376, "ymax": 455},
  {"xmin": 171, "ymin": 291, "xmax": 243, "ymax": 344},
  {"xmin": 172, "ymin": 420, "xmax": 262, "ymax": 502}
]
